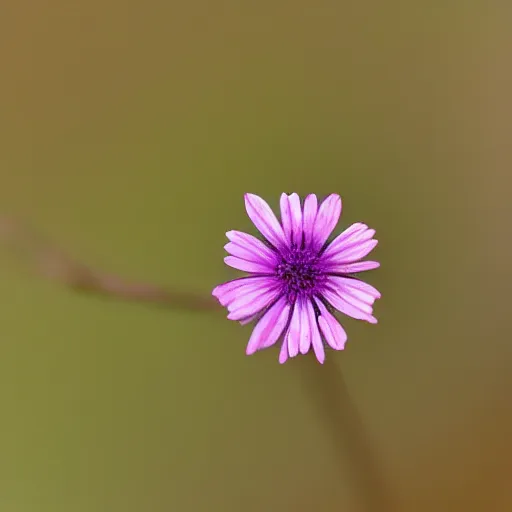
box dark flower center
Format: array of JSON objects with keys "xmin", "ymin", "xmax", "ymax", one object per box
[{"xmin": 276, "ymin": 248, "xmax": 324, "ymax": 302}]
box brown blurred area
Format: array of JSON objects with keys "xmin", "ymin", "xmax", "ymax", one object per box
[{"xmin": 0, "ymin": 2, "xmax": 511, "ymax": 511}]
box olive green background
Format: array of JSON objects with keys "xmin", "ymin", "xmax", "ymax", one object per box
[{"xmin": 0, "ymin": 2, "xmax": 511, "ymax": 511}]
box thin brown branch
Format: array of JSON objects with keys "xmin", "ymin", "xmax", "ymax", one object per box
[
  {"xmin": 0, "ymin": 216, "xmax": 218, "ymax": 312},
  {"xmin": 1, "ymin": 217, "xmax": 393, "ymax": 511}
]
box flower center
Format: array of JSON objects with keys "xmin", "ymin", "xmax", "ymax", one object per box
[{"xmin": 275, "ymin": 248, "xmax": 323, "ymax": 302}]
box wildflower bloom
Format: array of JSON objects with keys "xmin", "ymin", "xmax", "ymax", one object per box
[{"xmin": 212, "ymin": 193, "xmax": 381, "ymax": 364}]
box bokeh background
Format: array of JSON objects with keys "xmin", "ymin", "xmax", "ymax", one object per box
[{"xmin": 0, "ymin": 2, "xmax": 511, "ymax": 511}]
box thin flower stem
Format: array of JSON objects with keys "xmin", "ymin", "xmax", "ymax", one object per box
[
  {"xmin": 299, "ymin": 355, "xmax": 395, "ymax": 512},
  {"xmin": 0, "ymin": 216, "xmax": 218, "ymax": 311}
]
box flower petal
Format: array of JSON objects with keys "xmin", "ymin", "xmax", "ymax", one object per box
[
  {"xmin": 278, "ymin": 336, "xmax": 289, "ymax": 364},
  {"xmin": 307, "ymin": 301, "xmax": 324, "ymax": 360},
  {"xmin": 226, "ymin": 230, "xmax": 278, "ymax": 263},
  {"xmin": 325, "ymin": 277, "xmax": 375, "ymax": 314},
  {"xmin": 285, "ymin": 301, "xmax": 301, "ymax": 358},
  {"xmin": 224, "ymin": 243, "xmax": 276, "ymax": 268},
  {"xmin": 326, "ymin": 239, "xmax": 378, "ymax": 264},
  {"xmin": 312, "ymin": 194, "xmax": 342, "ymax": 250},
  {"xmin": 310, "ymin": 321, "xmax": 325, "ymax": 364},
  {"xmin": 227, "ymin": 285, "xmax": 282, "ymax": 321},
  {"xmin": 299, "ymin": 299, "xmax": 313, "ymax": 354},
  {"xmin": 260, "ymin": 305, "xmax": 291, "ymax": 348},
  {"xmin": 322, "ymin": 288, "xmax": 377, "ymax": 324},
  {"xmin": 316, "ymin": 299, "xmax": 348, "ymax": 350},
  {"xmin": 329, "ymin": 276, "xmax": 381, "ymax": 301},
  {"xmin": 302, "ymin": 194, "xmax": 318, "ymax": 247},
  {"xmin": 323, "ymin": 261, "xmax": 380, "ymax": 274},
  {"xmin": 245, "ymin": 193, "xmax": 286, "ymax": 249},
  {"xmin": 322, "ymin": 223, "xmax": 375, "ymax": 259},
  {"xmin": 322, "ymin": 223, "xmax": 366, "ymax": 255},
  {"xmin": 239, "ymin": 313, "xmax": 260, "ymax": 326},
  {"xmin": 212, "ymin": 276, "xmax": 278, "ymax": 307},
  {"xmin": 279, "ymin": 193, "xmax": 292, "ymax": 245},
  {"xmin": 288, "ymin": 193, "xmax": 303, "ymax": 247},
  {"xmin": 224, "ymin": 256, "xmax": 273, "ymax": 274},
  {"xmin": 245, "ymin": 297, "xmax": 290, "ymax": 355}
]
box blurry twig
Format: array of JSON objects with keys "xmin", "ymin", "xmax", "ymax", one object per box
[
  {"xmin": 0, "ymin": 216, "xmax": 218, "ymax": 312},
  {"xmin": 1, "ymin": 217, "xmax": 393, "ymax": 510}
]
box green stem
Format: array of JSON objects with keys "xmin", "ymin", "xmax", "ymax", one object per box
[{"xmin": 299, "ymin": 356, "xmax": 395, "ymax": 512}]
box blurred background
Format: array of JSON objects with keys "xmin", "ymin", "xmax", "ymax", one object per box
[{"xmin": 0, "ymin": 1, "xmax": 511, "ymax": 511}]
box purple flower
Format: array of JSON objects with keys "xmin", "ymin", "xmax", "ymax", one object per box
[{"xmin": 212, "ymin": 193, "xmax": 381, "ymax": 364}]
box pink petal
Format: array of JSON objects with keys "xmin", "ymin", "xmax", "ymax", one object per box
[
  {"xmin": 288, "ymin": 193, "xmax": 303, "ymax": 247},
  {"xmin": 312, "ymin": 194, "xmax": 342, "ymax": 249},
  {"xmin": 345, "ymin": 278, "xmax": 381, "ymax": 297},
  {"xmin": 316, "ymin": 299, "xmax": 348, "ymax": 350},
  {"xmin": 212, "ymin": 277, "xmax": 278, "ymax": 307},
  {"xmin": 239, "ymin": 313, "xmax": 259, "ymax": 326},
  {"xmin": 212, "ymin": 279, "xmax": 247, "ymax": 304},
  {"xmin": 246, "ymin": 297, "xmax": 290, "ymax": 355},
  {"xmin": 285, "ymin": 301, "xmax": 301, "ymax": 358},
  {"xmin": 226, "ymin": 230, "xmax": 278, "ymax": 263},
  {"xmin": 322, "ymin": 223, "xmax": 368, "ymax": 257},
  {"xmin": 325, "ymin": 239, "xmax": 378, "ymax": 264},
  {"xmin": 323, "ymin": 261, "xmax": 380, "ymax": 274},
  {"xmin": 278, "ymin": 336, "xmax": 289, "ymax": 364},
  {"xmin": 322, "ymin": 288, "xmax": 377, "ymax": 324},
  {"xmin": 329, "ymin": 276, "xmax": 381, "ymax": 301},
  {"xmin": 245, "ymin": 193, "xmax": 286, "ymax": 250},
  {"xmin": 279, "ymin": 193, "xmax": 293, "ymax": 245},
  {"xmin": 227, "ymin": 286, "xmax": 282, "ymax": 321},
  {"xmin": 260, "ymin": 306, "xmax": 290, "ymax": 348},
  {"xmin": 299, "ymin": 300, "xmax": 313, "ymax": 354},
  {"xmin": 302, "ymin": 194, "xmax": 318, "ymax": 247},
  {"xmin": 224, "ymin": 256, "xmax": 274, "ymax": 274},
  {"xmin": 224, "ymin": 242, "xmax": 276, "ymax": 268},
  {"xmin": 308, "ymin": 302, "xmax": 324, "ymax": 361},
  {"xmin": 310, "ymin": 321, "xmax": 325, "ymax": 364},
  {"xmin": 342, "ymin": 294, "xmax": 373, "ymax": 314},
  {"xmin": 325, "ymin": 277, "xmax": 376, "ymax": 314}
]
